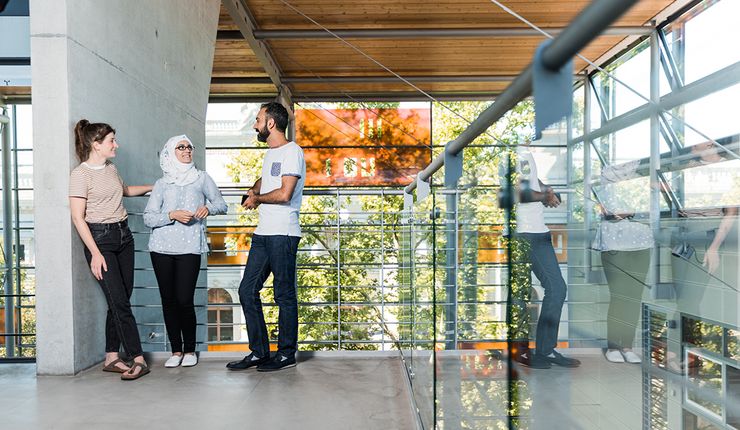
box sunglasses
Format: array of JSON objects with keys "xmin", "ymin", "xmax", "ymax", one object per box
[{"xmin": 175, "ymin": 145, "xmax": 194, "ymax": 152}]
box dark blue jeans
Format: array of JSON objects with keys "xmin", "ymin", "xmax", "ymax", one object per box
[
  {"xmin": 238, "ymin": 234, "xmax": 300, "ymax": 359},
  {"xmin": 517, "ymin": 232, "xmax": 567, "ymax": 357},
  {"xmin": 84, "ymin": 220, "xmax": 144, "ymax": 358}
]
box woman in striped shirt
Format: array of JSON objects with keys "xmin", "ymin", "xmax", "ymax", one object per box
[{"xmin": 69, "ymin": 119, "xmax": 153, "ymax": 381}]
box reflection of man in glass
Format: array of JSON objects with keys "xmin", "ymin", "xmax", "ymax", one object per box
[
  {"xmin": 594, "ymin": 162, "xmax": 653, "ymax": 364},
  {"xmin": 672, "ymin": 141, "xmax": 738, "ymax": 317},
  {"xmin": 506, "ymin": 143, "xmax": 580, "ymax": 369},
  {"xmin": 226, "ymin": 102, "xmax": 306, "ymax": 372}
]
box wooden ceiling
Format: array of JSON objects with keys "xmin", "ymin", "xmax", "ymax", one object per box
[{"xmin": 211, "ymin": 0, "xmax": 679, "ymax": 101}]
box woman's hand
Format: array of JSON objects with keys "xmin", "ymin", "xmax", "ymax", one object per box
[
  {"xmin": 90, "ymin": 252, "xmax": 108, "ymax": 281},
  {"xmin": 194, "ymin": 206, "xmax": 210, "ymax": 219},
  {"xmin": 169, "ymin": 210, "xmax": 194, "ymax": 224}
]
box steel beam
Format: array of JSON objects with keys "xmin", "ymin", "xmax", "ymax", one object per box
[
  {"xmin": 292, "ymin": 92, "xmax": 503, "ymax": 102},
  {"xmin": 284, "ymin": 75, "xmax": 519, "ymax": 84},
  {"xmin": 212, "ymin": 75, "xmax": 518, "ymax": 85},
  {"xmin": 649, "ymin": 27, "xmax": 661, "ymax": 287},
  {"xmin": 252, "ymin": 26, "xmax": 652, "ymax": 40},
  {"xmin": 0, "ymin": 58, "xmax": 30, "ymax": 66},
  {"xmin": 1, "ymin": 103, "xmax": 14, "ymax": 358}
]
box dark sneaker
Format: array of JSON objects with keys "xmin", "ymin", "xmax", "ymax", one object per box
[
  {"xmin": 538, "ymin": 351, "xmax": 581, "ymax": 368},
  {"xmin": 513, "ymin": 352, "xmax": 551, "ymax": 369},
  {"xmin": 257, "ymin": 353, "xmax": 297, "ymax": 372},
  {"xmin": 226, "ymin": 352, "xmax": 270, "ymax": 370}
]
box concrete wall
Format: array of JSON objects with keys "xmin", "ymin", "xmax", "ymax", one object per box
[{"xmin": 31, "ymin": 0, "xmax": 220, "ymax": 375}]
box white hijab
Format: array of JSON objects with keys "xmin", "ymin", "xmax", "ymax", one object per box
[{"xmin": 160, "ymin": 135, "xmax": 201, "ymax": 186}]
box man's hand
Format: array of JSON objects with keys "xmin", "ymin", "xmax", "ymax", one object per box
[
  {"xmin": 169, "ymin": 210, "xmax": 194, "ymax": 224},
  {"xmin": 543, "ymin": 187, "xmax": 561, "ymax": 208},
  {"xmin": 242, "ymin": 188, "xmax": 260, "ymax": 210},
  {"xmin": 194, "ymin": 206, "xmax": 210, "ymax": 220}
]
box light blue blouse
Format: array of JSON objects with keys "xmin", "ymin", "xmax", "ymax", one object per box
[{"xmin": 143, "ymin": 172, "xmax": 227, "ymax": 255}]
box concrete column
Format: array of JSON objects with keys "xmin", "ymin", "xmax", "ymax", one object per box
[{"xmin": 31, "ymin": 0, "xmax": 220, "ymax": 375}]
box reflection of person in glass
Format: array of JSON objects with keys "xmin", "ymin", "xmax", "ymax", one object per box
[
  {"xmin": 593, "ymin": 162, "xmax": 653, "ymax": 364},
  {"xmin": 506, "ymin": 143, "xmax": 581, "ymax": 369},
  {"xmin": 143, "ymin": 135, "xmax": 227, "ymax": 368},
  {"xmin": 672, "ymin": 141, "xmax": 738, "ymax": 316},
  {"xmin": 227, "ymin": 102, "xmax": 306, "ymax": 372}
]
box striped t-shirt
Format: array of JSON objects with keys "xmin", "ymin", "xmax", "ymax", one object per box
[{"xmin": 69, "ymin": 162, "xmax": 128, "ymax": 223}]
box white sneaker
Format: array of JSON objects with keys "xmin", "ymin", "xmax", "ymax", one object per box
[
  {"xmin": 164, "ymin": 355, "xmax": 183, "ymax": 368},
  {"xmin": 181, "ymin": 354, "xmax": 198, "ymax": 367},
  {"xmin": 621, "ymin": 350, "xmax": 641, "ymax": 364},
  {"xmin": 605, "ymin": 349, "xmax": 625, "ymax": 363}
]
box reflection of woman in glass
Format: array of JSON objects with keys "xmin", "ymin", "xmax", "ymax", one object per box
[
  {"xmin": 672, "ymin": 141, "xmax": 738, "ymax": 316},
  {"xmin": 594, "ymin": 161, "xmax": 653, "ymax": 363}
]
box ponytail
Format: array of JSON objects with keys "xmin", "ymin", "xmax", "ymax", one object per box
[{"xmin": 74, "ymin": 119, "xmax": 115, "ymax": 162}]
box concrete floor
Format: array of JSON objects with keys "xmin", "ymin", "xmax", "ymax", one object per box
[
  {"xmin": 408, "ymin": 351, "xmax": 651, "ymax": 430},
  {"xmin": 0, "ymin": 355, "xmax": 418, "ymax": 430}
]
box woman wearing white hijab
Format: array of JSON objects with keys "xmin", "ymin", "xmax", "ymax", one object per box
[{"xmin": 144, "ymin": 135, "xmax": 227, "ymax": 368}]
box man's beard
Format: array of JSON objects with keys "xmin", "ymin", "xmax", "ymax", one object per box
[{"xmin": 256, "ymin": 125, "xmax": 270, "ymax": 143}]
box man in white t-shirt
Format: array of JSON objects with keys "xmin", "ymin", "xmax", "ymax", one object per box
[
  {"xmin": 503, "ymin": 143, "xmax": 580, "ymax": 369},
  {"xmin": 227, "ymin": 102, "xmax": 306, "ymax": 372}
]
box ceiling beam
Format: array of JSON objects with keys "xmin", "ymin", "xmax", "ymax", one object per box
[
  {"xmin": 292, "ymin": 92, "xmax": 502, "ymax": 102},
  {"xmin": 211, "ymin": 75, "xmax": 586, "ymax": 85},
  {"xmin": 209, "ymin": 91, "xmax": 502, "ymax": 103},
  {"xmin": 212, "ymin": 75, "xmax": 517, "ymax": 85},
  {"xmin": 251, "ymin": 26, "xmax": 652, "ymax": 40},
  {"xmin": 283, "ymin": 75, "xmax": 518, "ymax": 84}
]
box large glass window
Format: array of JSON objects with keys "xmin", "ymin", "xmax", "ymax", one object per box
[
  {"xmin": 204, "ymin": 101, "xmax": 432, "ymax": 352},
  {"xmin": 1, "ymin": 102, "xmax": 35, "ymax": 360}
]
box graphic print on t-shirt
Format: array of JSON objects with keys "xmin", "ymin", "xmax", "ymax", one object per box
[{"xmin": 271, "ymin": 162, "xmax": 282, "ymax": 176}]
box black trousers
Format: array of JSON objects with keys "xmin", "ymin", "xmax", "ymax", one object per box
[
  {"xmin": 85, "ymin": 220, "xmax": 143, "ymax": 358},
  {"xmin": 150, "ymin": 252, "xmax": 201, "ymax": 353}
]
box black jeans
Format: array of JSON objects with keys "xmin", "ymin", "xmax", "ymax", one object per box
[
  {"xmin": 238, "ymin": 234, "xmax": 300, "ymax": 359},
  {"xmin": 150, "ymin": 252, "xmax": 201, "ymax": 353},
  {"xmin": 517, "ymin": 232, "xmax": 568, "ymax": 357},
  {"xmin": 85, "ymin": 220, "xmax": 143, "ymax": 358}
]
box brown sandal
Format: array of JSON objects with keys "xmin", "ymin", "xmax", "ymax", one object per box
[
  {"xmin": 102, "ymin": 358, "xmax": 130, "ymax": 374},
  {"xmin": 120, "ymin": 362, "xmax": 150, "ymax": 381}
]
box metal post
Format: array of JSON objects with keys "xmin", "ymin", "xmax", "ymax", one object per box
[
  {"xmin": 444, "ymin": 191, "xmax": 458, "ymax": 350},
  {"xmin": 583, "ymin": 82, "xmax": 593, "ymax": 277},
  {"xmin": 380, "ymin": 190, "xmax": 385, "ymax": 348},
  {"xmin": 649, "ymin": 26, "xmax": 661, "ymax": 286},
  {"xmin": 566, "ymin": 99, "xmax": 574, "ymax": 222},
  {"xmin": 1, "ymin": 103, "xmax": 15, "ymax": 357},
  {"xmin": 336, "ymin": 189, "xmax": 342, "ymax": 349}
]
